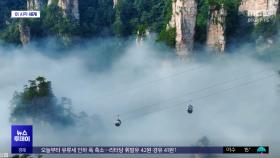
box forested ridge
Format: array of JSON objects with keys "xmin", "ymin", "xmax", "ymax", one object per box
[{"xmin": 0, "ymin": 0, "xmax": 279, "ymax": 50}]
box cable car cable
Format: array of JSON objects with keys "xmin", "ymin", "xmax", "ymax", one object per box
[
  {"xmin": 118, "ymin": 70, "xmax": 273, "ymax": 117},
  {"xmin": 120, "ymin": 73, "xmax": 276, "ymax": 121},
  {"xmin": 98, "ymin": 68, "xmax": 271, "ymax": 108}
]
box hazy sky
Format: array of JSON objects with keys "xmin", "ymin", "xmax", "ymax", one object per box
[{"xmin": 0, "ymin": 40, "xmax": 279, "ymax": 158}]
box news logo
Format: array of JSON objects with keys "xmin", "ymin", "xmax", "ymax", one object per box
[
  {"xmin": 11, "ymin": 11, "xmax": 40, "ymax": 18},
  {"xmin": 11, "ymin": 125, "xmax": 33, "ymax": 154}
]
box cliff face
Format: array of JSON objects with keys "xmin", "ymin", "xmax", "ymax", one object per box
[
  {"xmin": 169, "ymin": 0, "xmax": 197, "ymax": 57},
  {"xmin": 23, "ymin": 0, "xmax": 45, "ymax": 44},
  {"xmin": 19, "ymin": 23, "xmax": 31, "ymax": 45},
  {"xmin": 27, "ymin": 0, "xmax": 46, "ymax": 10},
  {"xmin": 47, "ymin": 0, "xmax": 55, "ymax": 5},
  {"xmin": 206, "ymin": 5, "xmax": 226, "ymax": 52},
  {"xmin": 113, "ymin": 0, "xmax": 118, "ymax": 8},
  {"xmin": 239, "ymin": 0, "xmax": 279, "ymax": 51},
  {"xmin": 239, "ymin": 0, "xmax": 278, "ymax": 17},
  {"xmin": 58, "ymin": 0, "xmax": 80, "ymax": 20}
]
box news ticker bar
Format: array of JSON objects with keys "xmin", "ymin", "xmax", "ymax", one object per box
[{"xmin": 17, "ymin": 146, "xmax": 268, "ymax": 154}]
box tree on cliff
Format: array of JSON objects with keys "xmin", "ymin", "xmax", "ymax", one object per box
[
  {"xmin": 79, "ymin": 0, "xmax": 115, "ymax": 37},
  {"xmin": 10, "ymin": 76, "xmax": 77, "ymax": 128},
  {"xmin": 195, "ymin": 0, "xmax": 244, "ymax": 44},
  {"xmin": 113, "ymin": 0, "xmax": 172, "ymax": 37}
]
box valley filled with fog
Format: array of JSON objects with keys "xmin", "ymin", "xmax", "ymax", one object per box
[{"xmin": 0, "ymin": 39, "xmax": 279, "ymax": 158}]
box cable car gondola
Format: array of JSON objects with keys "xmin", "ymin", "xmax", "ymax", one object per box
[
  {"xmin": 187, "ymin": 104, "xmax": 193, "ymax": 114},
  {"xmin": 115, "ymin": 115, "xmax": 122, "ymax": 127}
]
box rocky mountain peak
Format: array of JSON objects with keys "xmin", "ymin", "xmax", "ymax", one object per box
[{"xmin": 169, "ymin": 0, "xmax": 198, "ymax": 58}]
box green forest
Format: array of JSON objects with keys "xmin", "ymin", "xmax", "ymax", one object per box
[
  {"xmin": 0, "ymin": 0, "xmax": 279, "ymax": 48},
  {"xmin": 10, "ymin": 76, "xmax": 79, "ymax": 128},
  {"xmin": 0, "ymin": 0, "xmax": 172, "ymax": 44}
]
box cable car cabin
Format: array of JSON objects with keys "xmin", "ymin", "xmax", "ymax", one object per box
[
  {"xmin": 115, "ymin": 118, "xmax": 122, "ymax": 127},
  {"xmin": 187, "ymin": 104, "xmax": 193, "ymax": 114}
]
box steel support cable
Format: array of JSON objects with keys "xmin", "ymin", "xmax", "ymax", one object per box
[
  {"xmin": 93, "ymin": 67, "xmax": 271, "ymax": 106},
  {"xmin": 119, "ymin": 70, "xmax": 272, "ymax": 116},
  {"xmin": 92, "ymin": 65, "xmax": 205, "ymax": 100},
  {"xmin": 121, "ymin": 73, "xmax": 276, "ymax": 121}
]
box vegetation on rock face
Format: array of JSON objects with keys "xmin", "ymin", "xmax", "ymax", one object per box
[
  {"xmin": 194, "ymin": 0, "xmax": 280, "ymax": 51},
  {"xmin": 195, "ymin": 0, "xmax": 243, "ymax": 44},
  {"xmin": 253, "ymin": 19, "xmax": 278, "ymax": 39},
  {"xmin": 155, "ymin": 0, "xmax": 174, "ymax": 46},
  {"xmin": 26, "ymin": 3, "xmax": 80, "ymax": 41},
  {"xmin": 79, "ymin": 0, "xmax": 115, "ymax": 37},
  {"xmin": 0, "ymin": 0, "xmax": 173, "ymax": 45},
  {"xmin": 0, "ymin": 0, "xmax": 25, "ymax": 44},
  {"xmin": 10, "ymin": 76, "xmax": 77, "ymax": 128},
  {"xmin": 0, "ymin": 0, "xmax": 279, "ymax": 51},
  {"xmin": 157, "ymin": 27, "xmax": 176, "ymax": 48},
  {"xmin": 195, "ymin": 0, "xmax": 210, "ymax": 44},
  {"xmin": 0, "ymin": 22, "xmax": 21, "ymax": 44},
  {"xmin": 0, "ymin": 4, "xmax": 78, "ymax": 44},
  {"xmin": 114, "ymin": 0, "xmax": 172, "ymax": 37}
]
